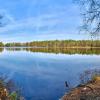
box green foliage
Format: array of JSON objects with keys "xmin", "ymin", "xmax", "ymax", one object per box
[
  {"xmin": 0, "ymin": 42, "xmax": 4, "ymax": 47},
  {"xmin": 4, "ymin": 40, "xmax": 100, "ymax": 48},
  {"xmin": 3, "ymin": 40, "xmax": 100, "ymax": 55},
  {"xmin": 9, "ymin": 92, "xmax": 17, "ymax": 100},
  {"xmin": 5, "ymin": 42, "xmax": 22, "ymax": 47}
]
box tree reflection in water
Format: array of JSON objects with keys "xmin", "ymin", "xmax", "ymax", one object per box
[{"xmin": 4, "ymin": 47, "xmax": 100, "ymax": 55}]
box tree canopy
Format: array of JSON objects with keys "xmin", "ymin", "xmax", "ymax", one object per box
[{"xmin": 77, "ymin": 0, "xmax": 100, "ymax": 37}]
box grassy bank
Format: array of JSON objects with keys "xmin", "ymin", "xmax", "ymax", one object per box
[
  {"xmin": 61, "ymin": 76, "xmax": 100, "ymax": 100},
  {"xmin": 0, "ymin": 77, "xmax": 23, "ymax": 100}
]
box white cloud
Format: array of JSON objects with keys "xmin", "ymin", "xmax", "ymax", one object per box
[
  {"xmin": 0, "ymin": 10, "xmax": 70, "ymax": 34},
  {"xmin": 0, "ymin": 1, "xmax": 83, "ymax": 42}
]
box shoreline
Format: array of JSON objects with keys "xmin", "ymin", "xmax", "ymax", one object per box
[
  {"xmin": 61, "ymin": 77, "xmax": 100, "ymax": 100},
  {"xmin": 0, "ymin": 47, "xmax": 100, "ymax": 48}
]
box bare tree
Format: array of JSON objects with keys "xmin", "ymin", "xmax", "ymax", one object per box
[{"xmin": 77, "ymin": 0, "xmax": 100, "ymax": 38}]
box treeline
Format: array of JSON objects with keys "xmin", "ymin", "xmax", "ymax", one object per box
[
  {"xmin": 0, "ymin": 42, "xmax": 4, "ymax": 47},
  {"xmin": 4, "ymin": 40, "xmax": 100, "ymax": 48}
]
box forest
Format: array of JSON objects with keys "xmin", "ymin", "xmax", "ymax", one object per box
[{"xmin": 3, "ymin": 40, "xmax": 100, "ymax": 48}]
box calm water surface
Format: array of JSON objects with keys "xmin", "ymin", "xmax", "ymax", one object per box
[{"xmin": 0, "ymin": 48, "xmax": 100, "ymax": 100}]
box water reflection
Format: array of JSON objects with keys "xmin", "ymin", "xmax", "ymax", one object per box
[
  {"xmin": 3, "ymin": 47, "xmax": 100, "ymax": 55},
  {"xmin": 0, "ymin": 48, "xmax": 99, "ymax": 100},
  {"xmin": 0, "ymin": 48, "xmax": 4, "ymax": 52}
]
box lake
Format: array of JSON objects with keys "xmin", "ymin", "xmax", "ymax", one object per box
[{"xmin": 0, "ymin": 48, "xmax": 100, "ymax": 100}]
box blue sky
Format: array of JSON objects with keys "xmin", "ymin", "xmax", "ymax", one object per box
[{"xmin": 0, "ymin": 0, "xmax": 91, "ymax": 42}]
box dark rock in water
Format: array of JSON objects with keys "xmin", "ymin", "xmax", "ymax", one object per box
[{"xmin": 65, "ymin": 81, "xmax": 69, "ymax": 87}]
